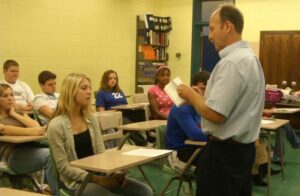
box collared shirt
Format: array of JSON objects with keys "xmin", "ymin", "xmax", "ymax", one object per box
[
  {"xmin": 0, "ymin": 79, "xmax": 34, "ymax": 105},
  {"xmin": 33, "ymin": 92, "xmax": 59, "ymax": 125},
  {"xmin": 202, "ymin": 41, "xmax": 265, "ymax": 143}
]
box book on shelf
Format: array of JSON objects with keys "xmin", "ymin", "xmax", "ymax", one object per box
[
  {"xmin": 164, "ymin": 77, "xmax": 185, "ymax": 107},
  {"xmin": 139, "ymin": 45, "xmax": 156, "ymax": 60}
]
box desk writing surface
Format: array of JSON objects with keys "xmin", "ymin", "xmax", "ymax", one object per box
[
  {"xmin": 264, "ymin": 108, "xmax": 300, "ymax": 114},
  {"xmin": 111, "ymin": 103, "xmax": 149, "ymax": 110},
  {"xmin": 184, "ymin": 139, "xmax": 207, "ymax": 146},
  {"xmin": 0, "ymin": 188, "xmax": 46, "ymax": 196},
  {"xmin": 70, "ymin": 145, "xmax": 172, "ymax": 174},
  {"xmin": 0, "ymin": 135, "xmax": 46, "ymax": 143},
  {"xmin": 260, "ymin": 119, "xmax": 289, "ymax": 130},
  {"xmin": 118, "ymin": 120, "xmax": 167, "ymax": 131}
]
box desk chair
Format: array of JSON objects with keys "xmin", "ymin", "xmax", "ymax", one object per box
[
  {"xmin": 49, "ymin": 148, "xmax": 89, "ymax": 196},
  {"xmin": 132, "ymin": 93, "xmax": 159, "ymax": 146},
  {"xmin": 97, "ymin": 111, "xmax": 157, "ymax": 191},
  {"xmin": 132, "ymin": 93, "xmax": 149, "ymax": 104},
  {"xmin": 32, "ymin": 109, "xmax": 46, "ymax": 127},
  {"xmin": 0, "ymin": 163, "xmax": 43, "ymax": 193},
  {"xmin": 96, "ymin": 111, "xmax": 123, "ymax": 148},
  {"xmin": 132, "ymin": 93, "xmax": 151, "ymax": 121},
  {"xmin": 160, "ymin": 148, "xmax": 203, "ymax": 196}
]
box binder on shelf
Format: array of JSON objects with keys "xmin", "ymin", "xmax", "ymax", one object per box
[
  {"xmin": 145, "ymin": 14, "xmax": 155, "ymax": 29},
  {"xmin": 144, "ymin": 14, "xmax": 172, "ymax": 32}
]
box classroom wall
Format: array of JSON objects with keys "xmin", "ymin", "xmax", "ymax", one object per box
[
  {"xmin": 1, "ymin": 0, "xmax": 299, "ymax": 97},
  {"xmin": 158, "ymin": 0, "xmax": 193, "ymax": 84},
  {"xmin": 0, "ymin": 0, "xmax": 160, "ymax": 96},
  {"xmin": 236, "ymin": 0, "xmax": 300, "ymax": 56}
]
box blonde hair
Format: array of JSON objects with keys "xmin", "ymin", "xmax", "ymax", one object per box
[{"xmin": 53, "ymin": 73, "xmax": 92, "ymax": 120}]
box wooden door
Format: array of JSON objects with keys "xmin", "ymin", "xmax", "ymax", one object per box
[
  {"xmin": 260, "ymin": 31, "xmax": 300, "ymax": 90},
  {"xmin": 290, "ymin": 33, "xmax": 300, "ymax": 89},
  {"xmin": 260, "ymin": 32, "xmax": 292, "ymax": 88}
]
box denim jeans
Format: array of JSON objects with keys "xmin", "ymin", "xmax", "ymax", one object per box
[
  {"xmin": 73, "ymin": 177, "xmax": 152, "ymax": 196},
  {"xmin": 7, "ymin": 143, "xmax": 58, "ymax": 195},
  {"xmin": 273, "ymin": 124, "xmax": 300, "ymax": 161}
]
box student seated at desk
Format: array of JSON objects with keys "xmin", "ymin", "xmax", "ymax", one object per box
[
  {"xmin": 263, "ymin": 109, "xmax": 300, "ymax": 164},
  {"xmin": 148, "ymin": 65, "xmax": 173, "ymax": 120},
  {"xmin": 147, "ymin": 66, "xmax": 173, "ymax": 144},
  {"xmin": 33, "ymin": 70, "xmax": 59, "ymax": 126},
  {"xmin": 166, "ymin": 72, "xmax": 209, "ymax": 166},
  {"xmin": 251, "ymin": 139, "xmax": 281, "ymax": 186},
  {"xmin": 95, "ymin": 70, "xmax": 127, "ymax": 112},
  {"xmin": 0, "ymin": 60, "xmax": 35, "ymax": 113},
  {"xmin": 48, "ymin": 73, "xmax": 152, "ymax": 196},
  {"xmin": 95, "ymin": 70, "xmax": 147, "ymax": 147},
  {"xmin": 0, "ymin": 83, "xmax": 56, "ymax": 194}
]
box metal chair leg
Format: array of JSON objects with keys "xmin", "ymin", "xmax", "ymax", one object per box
[
  {"xmin": 176, "ymin": 180, "xmax": 183, "ymax": 196},
  {"xmin": 160, "ymin": 176, "xmax": 178, "ymax": 196},
  {"xmin": 137, "ymin": 165, "xmax": 155, "ymax": 192},
  {"xmin": 187, "ymin": 180, "xmax": 194, "ymax": 196}
]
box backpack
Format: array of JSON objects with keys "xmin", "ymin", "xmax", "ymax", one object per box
[{"xmin": 265, "ymin": 89, "xmax": 283, "ymax": 104}]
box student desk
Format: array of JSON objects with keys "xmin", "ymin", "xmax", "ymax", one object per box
[
  {"xmin": 111, "ymin": 103, "xmax": 150, "ymax": 121},
  {"xmin": 0, "ymin": 135, "xmax": 46, "ymax": 143},
  {"xmin": 118, "ymin": 120, "xmax": 167, "ymax": 148},
  {"xmin": 0, "ymin": 188, "xmax": 46, "ymax": 196},
  {"xmin": 272, "ymin": 104, "xmax": 300, "ymax": 129},
  {"xmin": 264, "ymin": 107, "xmax": 300, "ymax": 114},
  {"xmin": 261, "ymin": 118, "xmax": 289, "ymax": 196},
  {"xmin": 70, "ymin": 145, "xmax": 172, "ymax": 191}
]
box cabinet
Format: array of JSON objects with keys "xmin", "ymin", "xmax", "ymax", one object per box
[
  {"xmin": 135, "ymin": 14, "xmax": 172, "ymax": 93},
  {"xmin": 259, "ymin": 31, "xmax": 300, "ymax": 90}
]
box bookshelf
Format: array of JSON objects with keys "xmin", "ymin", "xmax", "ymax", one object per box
[{"xmin": 135, "ymin": 14, "xmax": 172, "ymax": 93}]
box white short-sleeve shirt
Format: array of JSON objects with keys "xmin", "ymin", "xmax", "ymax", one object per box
[
  {"xmin": 33, "ymin": 92, "xmax": 59, "ymax": 125},
  {"xmin": 0, "ymin": 79, "xmax": 35, "ymax": 106}
]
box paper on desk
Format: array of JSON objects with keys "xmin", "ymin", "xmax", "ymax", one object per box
[
  {"xmin": 261, "ymin": 119, "xmax": 274, "ymax": 125},
  {"xmin": 122, "ymin": 149, "xmax": 172, "ymax": 157},
  {"xmin": 164, "ymin": 76, "xmax": 185, "ymax": 107},
  {"xmin": 275, "ymin": 108, "xmax": 299, "ymax": 112}
]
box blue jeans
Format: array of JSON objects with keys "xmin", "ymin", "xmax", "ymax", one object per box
[
  {"xmin": 273, "ymin": 124, "xmax": 300, "ymax": 161},
  {"xmin": 7, "ymin": 143, "xmax": 57, "ymax": 195},
  {"xmin": 78, "ymin": 177, "xmax": 152, "ymax": 196}
]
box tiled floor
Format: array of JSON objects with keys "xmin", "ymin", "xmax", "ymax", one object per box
[
  {"xmin": 1, "ymin": 138, "xmax": 300, "ymax": 196},
  {"xmin": 129, "ymin": 137, "xmax": 300, "ymax": 196}
]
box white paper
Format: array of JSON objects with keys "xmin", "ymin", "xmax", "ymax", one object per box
[
  {"xmin": 261, "ymin": 119, "xmax": 274, "ymax": 125},
  {"xmin": 122, "ymin": 149, "xmax": 172, "ymax": 157},
  {"xmin": 164, "ymin": 76, "xmax": 185, "ymax": 107},
  {"xmin": 275, "ymin": 108, "xmax": 299, "ymax": 112}
]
